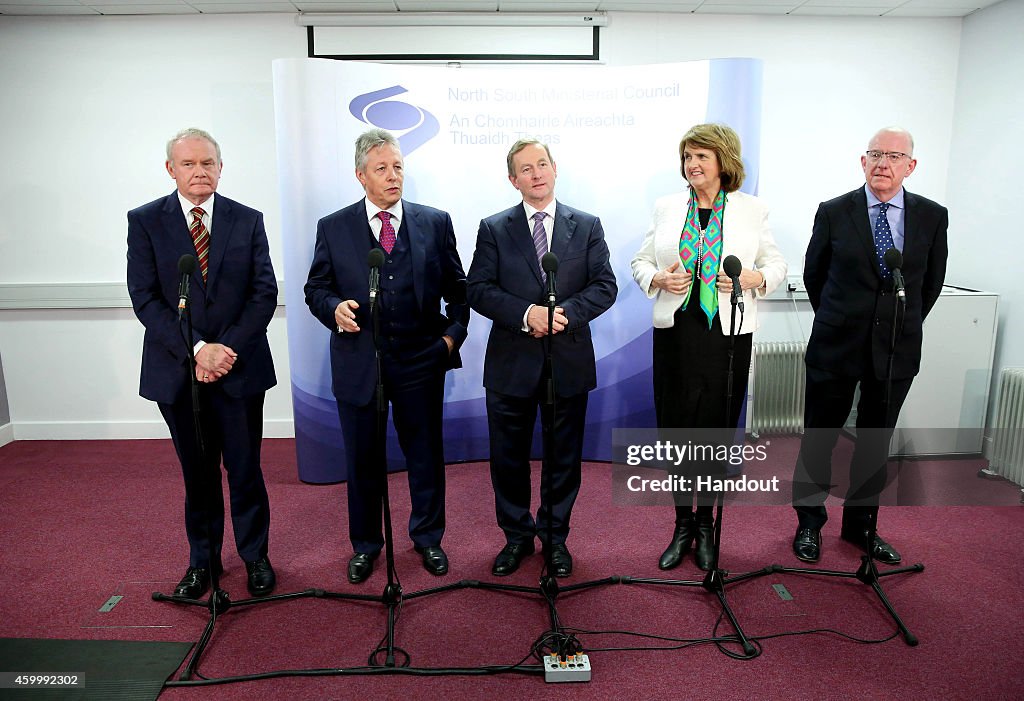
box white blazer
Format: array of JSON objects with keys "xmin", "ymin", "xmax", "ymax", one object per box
[{"xmin": 630, "ymin": 190, "xmax": 788, "ymax": 335}]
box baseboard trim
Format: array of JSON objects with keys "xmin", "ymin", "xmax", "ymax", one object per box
[
  {"xmin": 0, "ymin": 423, "xmax": 13, "ymax": 447},
  {"xmin": 9, "ymin": 419, "xmax": 295, "ymax": 441}
]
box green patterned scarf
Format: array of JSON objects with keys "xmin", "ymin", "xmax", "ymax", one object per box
[{"xmin": 678, "ymin": 189, "xmax": 726, "ymax": 327}]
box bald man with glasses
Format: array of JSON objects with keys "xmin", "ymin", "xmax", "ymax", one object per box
[{"xmin": 791, "ymin": 127, "xmax": 948, "ymax": 565}]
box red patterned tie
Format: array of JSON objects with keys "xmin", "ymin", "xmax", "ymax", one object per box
[
  {"xmin": 190, "ymin": 207, "xmax": 210, "ymax": 281},
  {"xmin": 378, "ymin": 211, "xmax": 396, "ymax": 254}
]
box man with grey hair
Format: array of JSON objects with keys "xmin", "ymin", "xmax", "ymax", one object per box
[
  {"xmin": 791, "ymin": 126, "xmax": 948, "ymax": 564},
  {"xmin": 305, "ymin": 128, "xmax": 469, "ymax": 584},
  {"xmin": 128, "ymin": 128, "xmax": 278, "ymax": 599}
]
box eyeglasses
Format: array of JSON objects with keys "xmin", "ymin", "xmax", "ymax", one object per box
[{"xmin": 865, "ymin": 150, "xmax": 911, "ymax": 163}]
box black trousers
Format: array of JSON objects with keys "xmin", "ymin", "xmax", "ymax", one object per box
[
  {"xmin": 792, "ymin": 365, "xmax": 913, "ymax": 531},
  {"xmin": 486, "ymin": 388, "xmax": 589, "ymax": 546},
  {"xmin": 653, "ymin": 303, "xmax": 752, "ymax": 511},
  {"xmin": 337, "ymin": 339, "xmax": 449, "ymax": 555},
  {"xmin": 160, "ymin": 387, "xmax": 270, "ymax": 570}
]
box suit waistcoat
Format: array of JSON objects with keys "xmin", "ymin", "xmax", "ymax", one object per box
[{"xmin": 375, "ymin": 231, "xmax": 428, "ymax": 350}]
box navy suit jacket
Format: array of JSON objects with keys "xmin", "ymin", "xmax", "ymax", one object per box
[
  {"xmin": 803, "ymin": 186, "xmax": 948, "ymax": 381},
  {"xmin": 127, "ymin": 191, "xmax": 278, "ymax": 405},
  {"xmin": 467, "ymin": 201, "xmax": 617, "ymax": 398},
  {"xmin": 304, "ymin": 199, "xmax": 469, "ymax": 406}
]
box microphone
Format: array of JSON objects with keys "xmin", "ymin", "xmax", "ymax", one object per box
[
  {"xmin": 722, "ymin": 255, "xmax": 744, "ymax": 313},
  {"xmin": 367, "ymin": 247, "xmax": 385, "ymax": 307},
  {"xmin": 884, "ymin": 248, "xmax": 906, "ymax": 300},
  {"xmin": 541, "ymin": 252, "xmax": 559, "ymax": 306},
  {"xmin": 177, "ymin": 254, "xmax": 196, "ymax": 318}
]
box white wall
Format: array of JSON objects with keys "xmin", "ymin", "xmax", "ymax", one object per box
[
  {"xmin": 0, "ymin": 14, "xmax": 306, "ymax": 441},
  {"xmin": 946, "ymin": 0, "xmax": 1024, "ymax": 424},
  {"xmin": 601, "ymin": 12, "xmax": 959, "ymax": 264},
  {"xmin": 0, "ymin": 9, "xmax": 1002, "ymax": 440}
]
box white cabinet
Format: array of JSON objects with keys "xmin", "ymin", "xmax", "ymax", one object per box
[{"xmin": 754, "ymin": 282, "xmax": 998, "ymax": 456}]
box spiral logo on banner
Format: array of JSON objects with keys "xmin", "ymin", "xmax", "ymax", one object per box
[{"xmin": 349, "ymin": 86, "xmax": 440, "ymax": 155}]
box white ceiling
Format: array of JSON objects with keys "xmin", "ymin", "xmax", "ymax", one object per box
[{"xmin": 0, "ymin": 0, "xmax": 1003, "ymax": 17}]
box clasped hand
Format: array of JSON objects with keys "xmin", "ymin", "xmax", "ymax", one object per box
[
  {"xmin": 528, "ymin": 305, "xmax": 567, "ymax": 338},
  {"xmin": 195, "ymin": 343, "xmax": 237, "ymax": 383}
]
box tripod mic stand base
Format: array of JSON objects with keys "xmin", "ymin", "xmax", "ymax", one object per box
[
  {"xmin": 151, "ymin": 588, "xmax": 232, "ymax": 615},
  {"xmin": 539, "ymin": 575, "xmax": 560, "ymax": 599},
  {"xmin": 772, "ymin": 556, "xmax": 924, "ymax": 646}
]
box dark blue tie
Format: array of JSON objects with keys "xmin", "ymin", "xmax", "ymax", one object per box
[{"xmin": 873, "ymin": 202, "xmax": 895, "ymax": 279}]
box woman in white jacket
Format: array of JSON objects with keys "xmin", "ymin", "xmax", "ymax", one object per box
[{"xmin": 630, "ymin": 123, "xmax": 788, "ymax": 571}]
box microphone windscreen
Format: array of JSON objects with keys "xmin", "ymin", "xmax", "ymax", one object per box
[
  {"xmin": 178, "ymin": 254, "xmax": 197, "ymax": 275},
  {"xmin": 367, "ymin": 248, "xmax": 386, "ymax": 269},
  {"xmin": 884, "ymin": 248, "xmax": 903, "ymax": 270},
  {"xmin": 541, "ymin": 252, "xmax": 559, "ymax": 273},
  {"xmin": 722, "ymin": 255, "xmax": 742, "ymax": 278}
]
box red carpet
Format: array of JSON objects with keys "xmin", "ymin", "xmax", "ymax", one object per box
[{"xmin": 1, "ymin": 438, "xmax": 1022, "ymax": 699}]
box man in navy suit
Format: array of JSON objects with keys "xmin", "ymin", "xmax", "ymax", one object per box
[
  {"xmin": 467, "ymin": 139, "xmax": 617, "ymax": 578},
  {"xmin": 305, "ymin": 129, "xmax": 469, "ymax": 584},
  {"xmin": 792, "ymin": 127, "xmax": 948, "ymax": 564},
  {"xmin": 127, "ymin": 128, "xmax": 278, "ymax": 598}
]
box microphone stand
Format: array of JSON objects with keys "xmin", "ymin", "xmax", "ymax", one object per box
[
  {"xmin": 405, "ymin": 260, "xmax": 618, "ymax": 664},
  {"xmin": 771, "ymin": 273, "xmax": 923, "ymax": 646},
  {"xmin": 538, "ymin": 266, "xmax": 563, "ymax": 616},
  {"xmin": 316, "ymin": 254, "xmax": 413, "ymax": 667},
  {"xmin": 154, "ymin": 274, "xmax": 318, "ymax": 679},
  {"xmin": 366, "ymin": 267, "xmax": 407, "ymax": 666},
  {"xmin": 625, "ymin": 279, "xmax": 766, "ymax": 657}
]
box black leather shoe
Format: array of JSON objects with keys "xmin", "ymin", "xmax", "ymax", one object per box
[
  {"xmin": 245, "ymin": 556, "xmax": 276, "ymax": 596},
  {"xmin": 492, "ymin": 541, "xmax": 534, "ymax": 576},
  {"xmin": 545, "ymin": 543, "xmax": 573, "ymax": 578},
  {"xmin": 415, "ymin": 545, "xmax": 449, "ymax": 576},
  {"xmin": 174, "ymin": 567, "xmax": 210, "ymax": 599},
  {"xmin": 347, "ymin": 551, "xmax": 380, "ymax": 584},
  {"xmin": 793, "ymin": 527, "xmax": 821, "ymax": 563},
  {"xmin": 841, "ymin": 529, "xmax": 902, "ymax": 564},
  {"xmin": 658, "ymin": 518, "xmax": 695, "ymax": 571},
  {"xmin": 694, "ymin": 520, "xmax": 715, "ymax": 571}
]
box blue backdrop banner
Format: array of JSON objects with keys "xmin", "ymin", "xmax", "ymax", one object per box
[{"xmin": 272, "ymin": 58, "xmax": 763, "ymax": 483}]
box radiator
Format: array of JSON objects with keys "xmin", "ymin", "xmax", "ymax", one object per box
[
  {"xmin": 748, "ymin": 341, "xmax": 807, "ymax": 436},
  {"xmin": 988, "ymin": 367, "xmax": 1024, "ymax": 487}
]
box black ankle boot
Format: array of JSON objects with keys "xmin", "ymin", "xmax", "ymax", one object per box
[
  {"xmin": 658, "ymin": 511, "xmax": 695, "ymax": 570},
  {"xmin": 694, "ymin": 510, "xmax": 715, "ymax": 571}
]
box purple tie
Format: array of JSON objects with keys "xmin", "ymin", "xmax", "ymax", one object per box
[
  {"xmin": 532, "ymin": 211, "xmax": 547, "ymax": 282},
  {"xmin": 378, "ymin": 211, "xmax": 396, "ymax": 254}
]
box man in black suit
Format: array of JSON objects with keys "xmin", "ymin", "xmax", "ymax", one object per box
[
  {"xmin": 792, "ymin": 127, "xmax": 948, "ymax": 564},
  {"xmin": 127, "ymin": 128, "xmax": 278, "ymax": 598},
  {"xmin": 305, "ymin": 129, "xmax": 468, "ymax": 584},
  {"xmin": 467, "ymin": 139, "xmax": 617, "ymax": 578}
]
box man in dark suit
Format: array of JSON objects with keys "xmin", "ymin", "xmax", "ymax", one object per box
[
  {"xmin": 792, "ymin": 127, "xmax": 948, "ymax": 564},
  {"xmin": 467, "ymin": 139, "xmax": 617, "ymax": 578},
  {"xmin": 127, "ymin": 128, "xmax": 278, "ymax": 598},
  {"xmin": 305, "ymin": 129, "xmax": 469, "ymax": 584}
]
